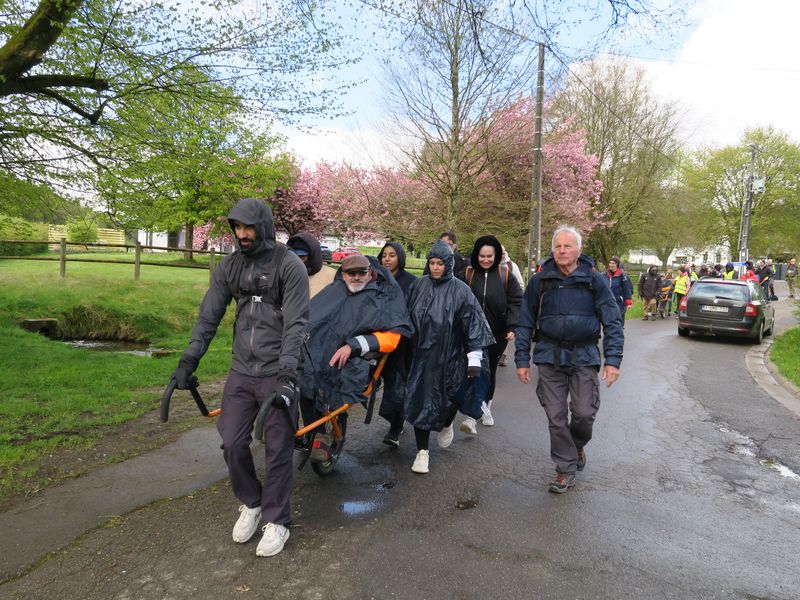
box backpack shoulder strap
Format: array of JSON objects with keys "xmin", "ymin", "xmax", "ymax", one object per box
[{"xmin": 266, "ymin": 244, "xmax": 290, "ymax": 304}]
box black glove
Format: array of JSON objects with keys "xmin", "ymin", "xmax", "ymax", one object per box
[
  {"xmin": 466, "ymin": 365, "xmax": 481, "ymax": 379},
  {"xmin": 270, "ymin": 370, "xmax": 297, "ymax": 410},
  {"xmin": 171, "ymin": 357, "xmax": 198, "ymax": 390}
]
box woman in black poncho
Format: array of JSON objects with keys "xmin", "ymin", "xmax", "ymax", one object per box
[{"xmin": 403, "ymin": 240, "xmax": 494, "ymax": 474}]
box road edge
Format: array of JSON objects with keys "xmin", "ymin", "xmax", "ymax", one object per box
[{"xmin": 746, "ymin": 334, "xmax": 800, "ymax": 417}]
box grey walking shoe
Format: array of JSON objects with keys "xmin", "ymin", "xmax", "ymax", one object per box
[{"xmin": 548, "ymin": 472, "xmax": 576, "ymax": 494}]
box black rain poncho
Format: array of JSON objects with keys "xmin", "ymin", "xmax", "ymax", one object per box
[
  {"xmin": 375, "ymin": 242, "xmax": 417, "ymax": 426},
  {"xmin": 404, "ymin": 240, "xmax": 495, "ymax": 431},
  {"xmin": 301, "ymin": 257, "xmax": 414, "ymax": 411}
]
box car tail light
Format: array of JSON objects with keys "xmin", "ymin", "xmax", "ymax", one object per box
[
  {"xmin": 744, "ymin": 303, "xmax": 757, "ymax": 316},
  {"xmin": 679, "ymin": 296, "xmax": 688, "ymax": 310}
]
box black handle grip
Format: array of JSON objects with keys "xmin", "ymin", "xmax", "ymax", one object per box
[
  {"xmin": 160, "ymin": 378, "xmax": 177, "ymax": 423},
  {"xmin": 189, "ymin": 378, "xmax": 209, "ymax": 416}
]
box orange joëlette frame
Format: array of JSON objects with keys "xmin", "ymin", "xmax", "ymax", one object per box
[{"xmin": 294, "ymin": 353, "xmax": 390, "ymax": 437}]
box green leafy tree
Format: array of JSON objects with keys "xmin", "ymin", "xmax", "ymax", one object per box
[
  {"xmin": 96, "ymin": 79, "xmax": 295, "ymax": 248},
  {"xmin": 66, "ymin": 215, "xmax": 97, "ymax": 243},
  {"xmin": 0, "ymin": 171, "xmax": 81, "ymax": 223},
  {"xmin": 0, "ymin": 0, "xmax": 355, "ymax": 189},
  {"xmin": 0, "ymin": 213, "xmax": 48, "ymax": 254},
  {"xmin": 627, "ymin": 185, "xmax": 718, "ymax": 268},
  {"xmin": 685, "ymin": 127, "xmax": 800, "ymax": 258},
  {"xmin": 550, "ymin": 57, "xmax": 682, "ymax": 261}
]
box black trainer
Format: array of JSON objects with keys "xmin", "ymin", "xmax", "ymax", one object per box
[
  {"xmin": 382, "ymin": 431, "xmax": 400, "ymax": 448},
  {"xmin": 577, "ymin": 447, "xmax": 586, "ymax": 471},
  {"xmin": 548, "ymin": 472, "xmax": 576, "ymax": 494}
]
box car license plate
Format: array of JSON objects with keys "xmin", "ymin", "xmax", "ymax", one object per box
[{"xmin": 701, "ymin": 305, "xmax": 728, "ymax": 313}]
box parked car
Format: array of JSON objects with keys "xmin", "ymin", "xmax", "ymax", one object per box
[
  {"xmin": 677, "ymin": 278, "xmax": 775, "ymax": 343},
  {"xmin": 320, "ymin": 244, "xmax": 333, "ymax": 263},
  {"xmin": 332, "ymin": 246, "xmax": 360, "ymax": 263}
]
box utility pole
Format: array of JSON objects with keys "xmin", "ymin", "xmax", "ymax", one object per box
[
  {"xmin": 526, "ymin": 41, "xmax": 545, "ymax": 281},
  {"xmin": 737, "ymin": 144, "xmax": 759, "ymax": 262}
]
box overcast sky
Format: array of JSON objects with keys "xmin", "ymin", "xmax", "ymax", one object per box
[{"xmin": 283, "ymin": 0, "xmax": 800, "ymax": 166}]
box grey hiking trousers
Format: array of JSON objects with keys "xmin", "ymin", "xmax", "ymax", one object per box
[
  {"xmin": 217, "ymin": 370, "xmax": 297, "ymax": 525},
  {"xmin": 535, "ymin": 364, "xmax": 600, "ymax": 475}
]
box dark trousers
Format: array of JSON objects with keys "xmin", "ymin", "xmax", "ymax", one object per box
[
  {"xmin": 483, "ymin": 338, "xmax": 508, "ymax": 402},
  {"xmin": 217, "ymin": 370, "xmax": 297, "ymax": 525},
  {"xmin": 535, "ymin": 364, "xmax": 600, "ymax": 475}
]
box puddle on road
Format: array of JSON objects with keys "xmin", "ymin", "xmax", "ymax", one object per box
[
  {"xmin": 761, "ymin": 458, "xmax": 800, "ymax": 480},
  {"xmin": 338, "ymin": 500, "xmax": 381, "ymax": 517},
  {"xmin": 720, "ymin": 425, "xmax": 799, "ymax": 480},
  {"xmin": 456, "ymin": 498, "xmax": 479, "ymax": 510}
]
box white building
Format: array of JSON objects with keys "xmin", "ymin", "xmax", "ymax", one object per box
[
  {"xmin": 137, "ymin": 230, "xmax": 186, "ymax": 251},
  {"xmin": 625, "ymin": 243, "xmax": 733, "ymax": 270}
]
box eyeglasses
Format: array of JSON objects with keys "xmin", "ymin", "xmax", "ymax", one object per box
[{"xmin": 343, "ymin": 269, "xmax": 369, "ymax": 276}]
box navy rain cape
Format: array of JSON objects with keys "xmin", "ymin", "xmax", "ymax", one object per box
[{"xmin": 301, "ymin": 257, "xmax": 413, "ymax": 411}]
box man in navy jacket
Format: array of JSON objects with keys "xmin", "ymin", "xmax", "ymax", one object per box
[{"xmin": 515, "ymin": 225, "xmax": 624, "ymax": 493}]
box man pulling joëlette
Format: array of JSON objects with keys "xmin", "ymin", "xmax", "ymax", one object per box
[{"xmin": 172, "ymin": 197, "xmax": 309, "ymax": 557}]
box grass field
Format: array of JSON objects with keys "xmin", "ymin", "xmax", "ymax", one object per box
[
  {"xmin": 0, "ymin": 258, "xmax": 232, "ymax": 501},
  {"xmin": 771, "ymin": 324, "xmax": 800, "ymax": 389}
]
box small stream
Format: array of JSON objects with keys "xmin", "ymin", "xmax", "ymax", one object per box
[{"xmin": 62, "ymin": 340, "xmax": 175, "ymax": 358}]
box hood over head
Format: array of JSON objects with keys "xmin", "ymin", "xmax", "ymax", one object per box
[
  {"xmin": 377, "ymin": 241, "xmax": 407, "ymax": 272},
  {"xmin": 287, "ymin": 232, "xmax": 323, "ymax": 275},
  {"xmin": 470, "ymin": 235, "xmax": 503, "ymax": 272},
  {"xmin": 648, "ymin": 265, "xmax": 658, "ymax": 274},
  {"xmin": 427, "ymin": 239, "xmax": 454, "ymax": 280},
  {"xmin": 227, "ymin": 198, "xmax": 276, "ymax": 256}
]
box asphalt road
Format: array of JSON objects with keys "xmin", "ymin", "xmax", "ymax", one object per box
[{"xmin": 2, "ymin": 292, "xmax": 799, "ymax": 599}]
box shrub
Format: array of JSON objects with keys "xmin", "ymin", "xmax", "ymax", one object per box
[
  {"xmin": 66, "ymin": 217, "xmax": 98, "ymax": 243},
  {"xmin": 0, "ymin": 214, "xmax": 48, "ymax": 256}
]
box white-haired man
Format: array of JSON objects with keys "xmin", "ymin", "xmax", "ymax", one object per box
[{"xmin": 515, "ymin": 225, "xmax": 624, "ymax": 493}]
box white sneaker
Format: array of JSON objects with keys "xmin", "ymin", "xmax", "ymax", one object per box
[
  {"xmin": 411, "ymin": 449, "xmax": 429, "ymax": 473},
  {"xmin": 437, "ymin": 424, "xmax": 454, "ymax": 448},
  {"xmin": 256, "ymin": 523, "xmax": 290, "ymax": 557},
  {"xmin": 480, "ymin": 401, "xmax": 494, "ymax": 427},
  {"xmin": 459, "ymin": 417, "xmax": 478, "ymax": 435},
  {"xmin": 232, "ymin": 504, "xmax": 262, "ymax": 543}
]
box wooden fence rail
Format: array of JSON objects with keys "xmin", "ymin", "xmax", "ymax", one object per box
[{"xmin": 0, "ymin": 238, "xmax": 229, "ymax": 283}]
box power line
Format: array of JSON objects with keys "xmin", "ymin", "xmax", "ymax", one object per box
[{"xmin": 558, "ymin": 46, "xmax": 800, "ymax": 75}]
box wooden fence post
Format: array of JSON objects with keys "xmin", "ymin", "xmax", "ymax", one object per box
[
  {"xmin": 209, "ymin": 248, "xmax": 216, "ymax": 284},
  {"xmin": 59, "ymin": 238, "xmax": 66, "ymax": 278},
  {"xmin": 134, "ymin": 242, "xmax": 141, "ymax": 281}
]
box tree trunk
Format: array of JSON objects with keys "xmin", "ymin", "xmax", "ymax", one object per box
[{"xmin": 0, "ymin": 0, "xmax": 82, "ymax": 86}]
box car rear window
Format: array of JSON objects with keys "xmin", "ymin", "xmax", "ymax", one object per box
[{"xmin": 692, "ymin": 282, "xmax": 748, "ymax": 301}]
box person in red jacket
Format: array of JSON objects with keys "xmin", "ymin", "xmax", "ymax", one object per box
[
  {"xmin": 604, "ymin": 256, "xmax": 633, "ymax": 325},
  {"xmin": 741, "ymin": 260, "xmax": 759, "ymax": 282}
]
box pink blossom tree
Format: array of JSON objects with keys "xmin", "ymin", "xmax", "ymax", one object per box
[{"xmin": 457, "ymin": 95, "xmax": 603, "ymax": 262}]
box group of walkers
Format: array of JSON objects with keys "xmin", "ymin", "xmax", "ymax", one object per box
[
  {"xmin": 606, "ymin": 255, "xmax": 797, "ymax": 323},
  {"xmin": 170, "ymin": 198, "xmax": 627, "ymax": 557}
]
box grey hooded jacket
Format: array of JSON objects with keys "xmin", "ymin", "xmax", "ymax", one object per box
[{"xmin": 180, "ymin": 198, "xmax": 309, "ymax": 377}]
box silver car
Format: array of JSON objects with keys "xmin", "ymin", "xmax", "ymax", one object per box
[{"xmin": 677, "ymin": 278, "xmax": 775, "ymax": 343}]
